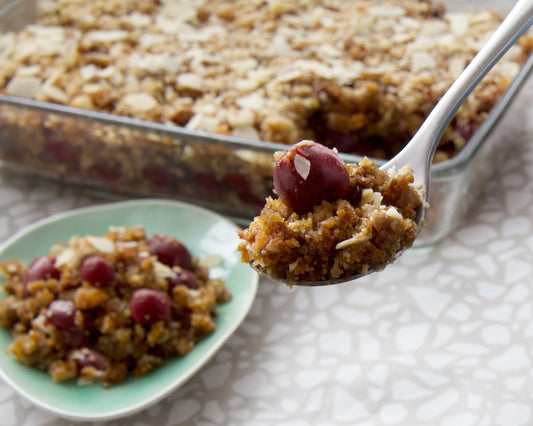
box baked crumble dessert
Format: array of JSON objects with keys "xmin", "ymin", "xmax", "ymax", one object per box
[
  {"xmin": 0, "ymin": 226, "xmax": 231, "ymax": 387},
  {"xmin": 237, "ymin": 141, "xmax": 423, "ymax": 285},
  {"xmin": 0, "ymin": 0, "xmax": 531, "ymax": 232},
  {"xmin": 0, "ymin": 0, "xmax": 531, "ymax": 161}
]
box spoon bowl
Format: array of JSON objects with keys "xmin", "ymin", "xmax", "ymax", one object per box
[{"xmin": 271, "ymin": 0, "xmax": 533, "ymax": 287}]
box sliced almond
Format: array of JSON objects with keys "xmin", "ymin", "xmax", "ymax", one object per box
[
  {"xmin": 200, "ymin": 254, "xmax": 223, "ymax": 269},
  {"xmin": 5, "ymin": 76, "xmax": 41, "ymax": 98},
  {"xmin": 386, "ymin": 206, "xmax": 403, "ymax": 219},
  {"xmin": 86, "ymin": 235, "xmax": 115, "ymax": 253},
  {"xmin": 54, "ymin": 248, "xmax": 75, "ymax": 267},
  {"xmin": 294, "ymin": 154, "xmax": 311, "ymax": 180}
]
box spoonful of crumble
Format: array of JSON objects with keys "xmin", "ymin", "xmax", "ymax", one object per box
[
  {"xmin": 238, "ymin": 141, "xmax": 423, "ymax": 285},
  {"xmin": 238, "ymin": 0, "xmax": 533, "ymax": 286}
]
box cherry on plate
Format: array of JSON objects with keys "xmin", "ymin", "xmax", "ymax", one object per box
[
  {"xmin": 168, "ymin": 269, "xmax": 199, "ymax": 290},
  {"xmin": 129, "ymin": 288, "xmax": 172, "ymax": 325},
  {"xmin": 23, "ymin": 256, "xmax": 60, "ymax": 284},
  {"xmin": 71, "ymin": 348, "xmax": 107, "ymax": 371},
  {"xmin": 147, "ymin": 235, "xmax": 193, "ymax": 270},
  {"xmin": 80, "ymin": 255, "xmax": 115, "ymax": 286},
  {"xmin": 46, "ymin": 300, "xmax": 85, "ymax": 347}
]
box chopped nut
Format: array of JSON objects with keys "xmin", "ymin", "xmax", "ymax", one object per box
[
  {"xmin": 386, "ymin": 206, "xmax": 404, "ymax": 219},
  {"xmin": 120, "ymin": 93, "xmax": 158, "ymax": 113},
  {"xmin": 410, "ymin": 51, "xmax": 437, "ymax": 72},
  {"xmin": 176, "ymin": 73, "xmax": 203, "ymax": 91},
  {"xmin": 75, "ymin": 287, "xmax": 109, "ymax": 309},
  {"xmin": 362, "ymin": 189, "xmax": 383, "ymax": 207},
  {"xmin": 153, "ymin": 261, "xmax": 173, "ymax": 279},
  {"xmin": 54, "ymin": 248, "xmax": 75, "ymax": 268},
  {"xmin": 85, "ymin": 30, "xmax": 129, "ymax": 43}
]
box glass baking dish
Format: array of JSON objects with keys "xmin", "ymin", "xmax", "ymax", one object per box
[{"xmin": 0, "ymin": 0, "xmax": 532, "ymax": 248}]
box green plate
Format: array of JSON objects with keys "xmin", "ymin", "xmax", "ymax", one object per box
[{"xmin": 0, "ymin": 199, "xmax": 258, "ymax": 421}]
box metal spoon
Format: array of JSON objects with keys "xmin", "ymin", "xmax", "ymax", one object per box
[{"xmin": 273, "ymin": 0, "xmax": 533, "ymax": 287}]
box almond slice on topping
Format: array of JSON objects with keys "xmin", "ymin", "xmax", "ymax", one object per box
[
  {"xmin": 386, "ymin": 206, "xmax": 403, "ymax": 219},
  {"xmin": 335, "ymin": 233, "xmax": 371, "ymax": 250},
  {"xmin": 86, "ymin": 236, "xmax": 115, "ymax": 253},
  {"xmin": 55, "ymin": 248, "xmax": 75, "ymax": 267},
  {"xmin": 294, "ymin": 153, "xmax": 311, "ymax": 180},
  {"xmin": 153, "ymin": 261, "xmax": 173, "ymax": 279},
  {"xmin": 362, "ymin": 188, "xmax": 383, "ymax": 207},
  {"xmin": 200, "ymin": 254, "xmax": 223, "ymax": 269}
]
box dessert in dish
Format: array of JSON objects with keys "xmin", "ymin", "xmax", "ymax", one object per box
[
  {"xmin": 0, "ymin": 0, "xmax": 531, "ymax": 234},
  {"xmin": 0, "ymin": 0, "xmax": 531, "ymax": 162},
  {"xmin": 0, "ymin": 225, "xmax": 231, "ymax": 387},
  {"xmin": 237, "ymin": 141, "xmax": 423, "ymax": 285}
]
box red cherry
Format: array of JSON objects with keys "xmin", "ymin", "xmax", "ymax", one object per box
[
  {"xmin": 23, "ymin": 256, "xmax": 60, "ymax": 284},
  {"xmin": 273, "ymin": 140, "xmax": 350, "ymax": 214},
  {"xmin": 147, "ymin": 235, "xmax": 193, "ymax": 270},
  {"xmin": 129, "ymin": 289, "xmax": 172, "ymax": 324}
]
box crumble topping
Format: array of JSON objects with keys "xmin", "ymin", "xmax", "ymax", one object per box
[{"xmin": 0, "ymin": 0, "xmax": 531, "ymax": 161}]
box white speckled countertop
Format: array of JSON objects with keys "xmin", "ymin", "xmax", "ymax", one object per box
[{"xmin": 1, "ymin": 2, "xmax": 533, "ymax": 426}]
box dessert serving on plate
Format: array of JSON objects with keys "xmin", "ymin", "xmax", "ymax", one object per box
[{"xmin": 0, "ymin": 225, "xmax": 231, "ymax": 387}]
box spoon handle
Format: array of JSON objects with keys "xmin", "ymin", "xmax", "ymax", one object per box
[{"xmin": 383, "ymin": 0, "xmax": 533, "ymax": 190}]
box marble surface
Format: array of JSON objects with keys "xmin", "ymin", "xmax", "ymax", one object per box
[{"xmin": 1, "ymin": 5, "xmax": 533, "ymax": 426}]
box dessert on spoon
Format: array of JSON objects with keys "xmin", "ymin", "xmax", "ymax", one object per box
[
  {"xmin": 238, "ymin": 0, "xmax": 533, "ymax": 287},
  {"xmin": 238, "ymin": 141, "xmax": 423, "ymax": 285}
]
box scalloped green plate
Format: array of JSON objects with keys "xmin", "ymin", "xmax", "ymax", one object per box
[{"xmin": 0, "ymin": 199, "xmax": 258, "ymax": 422}]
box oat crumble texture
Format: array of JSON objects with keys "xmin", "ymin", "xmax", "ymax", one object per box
[
  {"xmin": 0, "ymin": 226, "xmax": 231, "ymax": 387},
  {"xmin": 238, "ymin": 157, "xmax": 423, "ymax": 285}
]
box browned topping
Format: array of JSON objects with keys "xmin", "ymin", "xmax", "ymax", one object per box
[{"xmin": 0, "ymin": 0, "xmax": 531, "ymax": 161}]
